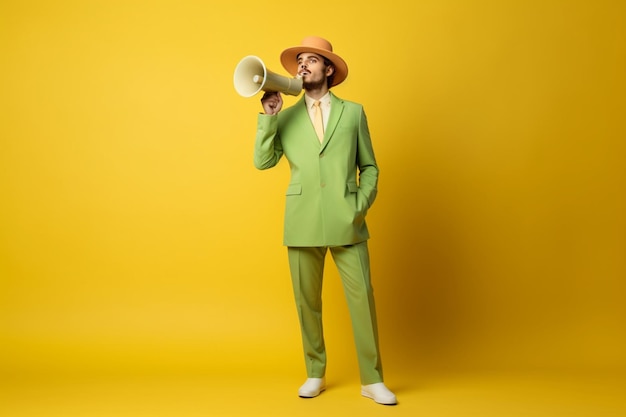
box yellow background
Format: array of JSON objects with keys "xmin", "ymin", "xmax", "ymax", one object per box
[{"xmin": 1, "ymin": 0, "xmax": 625, "ymax": 415}]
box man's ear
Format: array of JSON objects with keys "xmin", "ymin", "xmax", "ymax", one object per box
[{"xmin": 326, "ymin": 65, "xmax": 335, "ymax": 77}]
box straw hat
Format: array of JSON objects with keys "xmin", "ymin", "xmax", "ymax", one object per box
[{"xmin": 280, "ymin": 36, "xmax": 348, "ymax": 86}]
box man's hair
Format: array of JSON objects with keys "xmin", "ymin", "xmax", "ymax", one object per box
[{"xmin": 322, "ymin": 56, "xmax": 336, "ymax": 88}]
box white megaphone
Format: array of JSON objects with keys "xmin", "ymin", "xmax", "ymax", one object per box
[{"xmin": 234, "ymin": 55, "xmax": 302, "ymax": 97}]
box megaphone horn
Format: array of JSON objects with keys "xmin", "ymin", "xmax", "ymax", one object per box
[{"xmin": 234, "ymin": 55, "xmax": 302, "ymax": 97}]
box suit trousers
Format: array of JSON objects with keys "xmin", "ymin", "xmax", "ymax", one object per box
[{"xmin": 287, "ymin": 241, "xmax": 384, "ymax": 385}]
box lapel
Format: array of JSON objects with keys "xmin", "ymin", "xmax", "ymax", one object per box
[
  {"xmin": 292, "ymin": 92, "xmax": 345, "ymax": 152},
  {"xmin": 320, "ymin": 92, "xmax": 344, "ymax": 152},
  {"xmin": 292, "ymin": 96, "xmax": 320, "ymax": 148}
]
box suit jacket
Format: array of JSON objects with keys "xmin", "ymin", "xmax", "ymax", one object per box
[{"xmin": 254, "ymin": 92, "xmax": 379, "ymax": 247}]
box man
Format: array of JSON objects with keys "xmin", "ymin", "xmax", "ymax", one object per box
[{"xmin": 253, "ymin": 36, "xmax": 396, "ymax": 405}]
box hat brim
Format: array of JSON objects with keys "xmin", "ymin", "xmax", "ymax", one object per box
[{"xmin": 280, "ymin": 47, "xmax": 348, "ymax": 87}]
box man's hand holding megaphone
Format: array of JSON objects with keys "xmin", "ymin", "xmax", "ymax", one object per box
[{"xmin": 261, "ymin": 91, "xmax": 283, "ymax": 115}]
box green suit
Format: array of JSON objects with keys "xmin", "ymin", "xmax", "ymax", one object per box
[{"xmin": 254, "ymin": 92, "xmax": 384, "ymax": 384}]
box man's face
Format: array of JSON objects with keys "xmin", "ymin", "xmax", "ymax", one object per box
[{"xmin": 297, "ymin": 53, "xmax": 334, "ymax": 89}]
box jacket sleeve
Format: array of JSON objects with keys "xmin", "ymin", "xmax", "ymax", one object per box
[
  {"xmin": 356, "ymin": 107, "xmax": 379, "ymax": 212},
  {"xmin": 253, "ymin": 114, "xmax": 283, "ymax": 170}
]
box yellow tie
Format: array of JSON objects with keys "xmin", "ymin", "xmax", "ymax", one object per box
[{"xmin": 313, "ymin": 100, "xmax": 324, "ymax": 142}]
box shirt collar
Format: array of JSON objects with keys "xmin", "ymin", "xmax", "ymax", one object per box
[{"xmin": 304, "ymin": 91, "xmax": 331, "ymax": 109}]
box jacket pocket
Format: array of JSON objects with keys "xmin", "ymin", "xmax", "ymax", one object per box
[
  {"xmin": 286, "ymin": 183, "xmax": 302, "ymax": 196},
  {"xmin": 347, "ymin": 182, "xmax": 368, "ymax": 217}
]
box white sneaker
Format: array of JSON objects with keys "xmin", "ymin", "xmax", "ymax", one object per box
[
  {"xmin": 361, "ymin": 382, "xmax": 397, "ymax": 405},
  {"xmin": 298, "ymin": 377, "xmax": 326, "ymax": 398}
]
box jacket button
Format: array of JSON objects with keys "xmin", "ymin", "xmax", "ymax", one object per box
[{"xmin": 320, "ymin": 183, "xmax": 326, "ymax": 188}]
